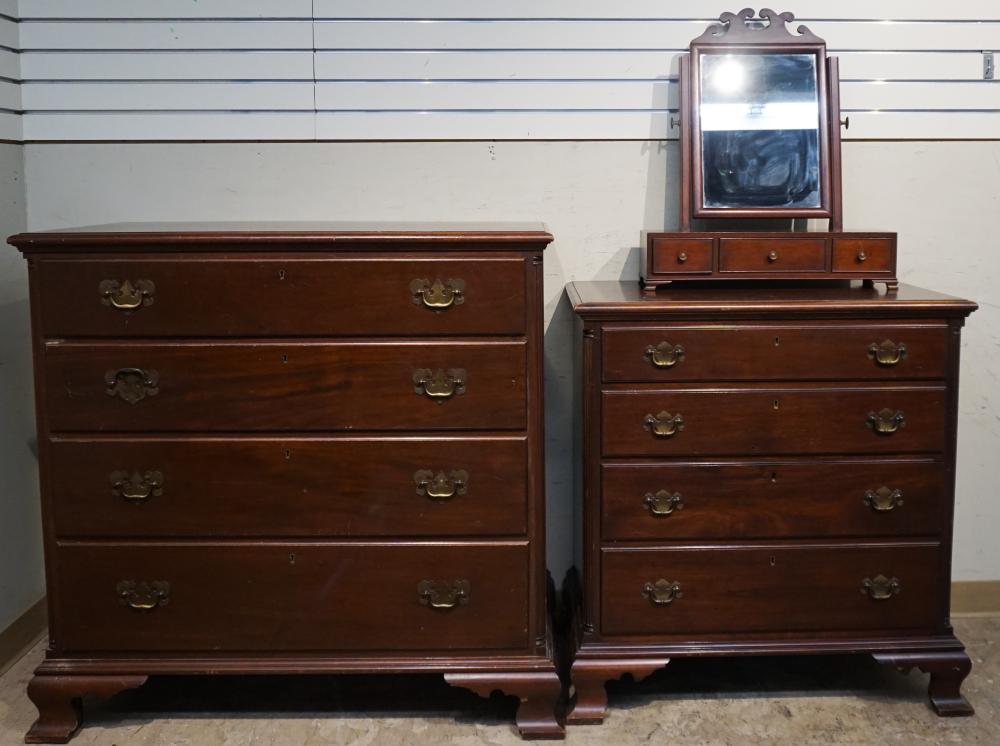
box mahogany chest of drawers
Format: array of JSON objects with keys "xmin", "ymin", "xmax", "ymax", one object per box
[
  {"xmin": 566, "ymin": 281, "xmax": 977, "ymax": 723},
  {"xmin": 10, "ymin": 222, "xmax": 563, "ymax": 742}
]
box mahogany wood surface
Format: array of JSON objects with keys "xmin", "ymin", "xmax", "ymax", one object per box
[
  {"xmin": 602, "ymin": 321, "xmax": 949, "ymax": 382},
  {"xmin": 11, "ymin": 225, "xmax": 561, "ymax": 741},
  {"xmin": 568, "ymin": 280, "xmax": 976, "ymax": 724},
  {"xmin": 48, "ymin": 436, "xmax": 528, "ymax": 538},
  {"xmin": 34, "ymin": 257, "xmax": 528, "ymax": 337},
  {"xmin": 600, "ymin": 459, "xmax": 946, "ymax": 541},
  {"xmin": 44, "ymin": 340, "xmax": 527, "ymax": 432},
  {"xmin": 719, "ymin": 237, "xmax": 828, "ymax": 273}
]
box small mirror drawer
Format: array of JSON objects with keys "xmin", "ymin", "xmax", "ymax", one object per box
[{"xmin": 719, "ymin": 238, "xmax": 827, "ymax": 273}]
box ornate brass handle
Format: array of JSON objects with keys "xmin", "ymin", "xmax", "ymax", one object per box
[
  {"xmin": 641, "ymin": 579, "xmax": 682, "ymax": 606},
  {"xmin": 110, "ymin": 470, "xmax": 164, "ymax": 503},
  {"xmin": 105, "ymin": 367, "xmax": 159, "ymax": 404},
  {"xmin": 414, "ymin": 469, "xmax": 468, "ymax": 500},
  {"xmin": 767, "ymin": 250, "xmax": 779, "ymax": 263},
  {"xmin": 412, "ymin": 368, "xmax": 466, "ymax": 401},
  {"xmin": 645, "ymin": 342, "xmax": 685, "ymax": 369},
  {"xmin": 867, "ymin": 408, "xmax": 906, "ymax": 435},
  {"xmin": 643, "ymin": 490, "xmax": 683, "ymax": 516},
  {"xmin": 868, "ymin": 339, "xmax": 907, "ymax": 367},
  {"xmin": 417, "ymin": 579, "xmax": 470, "ymax": 609},
  {"xmin": 643, "ymin": 411, "xmax": 684, "ymax": 438},
  {"xmin": 864, "ymin": 486, "xmax": 904, "ymax": 512},
  {"xmin": 99, "ymin": 279, "xmax": 155, "ymax": 310},
  {"xmin": 410, "ymin": 278, "xmax": 465, "ymax": 310},
  {"xmin": 117, "ymin": 580, "xmax": 170, "ymax": 610},
  {"xmin": 862, "ymin": 575, "xmax": 901, "ymax": 601}
]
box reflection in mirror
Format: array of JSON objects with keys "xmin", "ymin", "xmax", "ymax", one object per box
[{"xmin": 700, "ymin": 53, "xmax": 820, "ymax": 209}]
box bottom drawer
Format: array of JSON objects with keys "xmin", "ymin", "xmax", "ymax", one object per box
[
  {"xmin": 601, "ymin": 543, "xmax": 941, "ymax": 636},
  {"xmin": 54, "ymin": 543, "xmax": 528, "ymax": 652}
]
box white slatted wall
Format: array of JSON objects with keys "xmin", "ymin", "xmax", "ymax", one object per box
[{"xmin": 7, "ymin": 1, "xmax": 1000, "ymax": 141}]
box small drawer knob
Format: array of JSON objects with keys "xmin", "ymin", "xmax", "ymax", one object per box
[
  {"xmin": 643, "ymin": 411, "xmax": 684, "ymax": 438},
  {"xmin": 643, "ymin": 490, "xmax": 683, "ymax": 516},
  {"xmin": 110, "ymin": 470, "xmax": 164, "ymax": 503},
  {"xmin": 864, "ymin": 486, "xmax": 904, "ymax": 512},
  {"xmin": 411, "ymin": 278, "xmax": 465, "ymax": 310},
  {"xmin": 856, "ymin": 250, "xmax": 868, "ymax": 263},
  {"xmin": 868, "ymin": 339, "xmax": 907, "ymax": 367},
  {"xmin": 642, "ymin": 579, "xmax": 682, "ymax": 606},
  {"xmin": 862, "ymin": 574, "xmax": 900, "ymax": 601},
  {"xmin": 677, "ymin": 251, "xmax": 688, "ymax": 263},
  {"xmin": 117, "ymin": 580, "xmax": 170, "ymax": 611},
  {"xmin": 412, "ymin": 368, "xmax": 466, "ymax": 402},
  {"xmin": 866, "ymin": 408, "xmax": 906, "ymax": 435},
  {"xmin": 414, "ymin": 469, "xmax": 468, "ymax": 500},
  {"xmin": 645, "ymin": 342, "xmax": 685, "ymax": 369},
  {"xmin": 767, "ymin": 250, "xmax": 779, "ymax": 263},
  {"xmin": 99, "ymin": 279, "xmax": 155, "ymax": 311},
  {"xmin": 418, "ymin": 579, "xmax": 470, "ymax": 609}
]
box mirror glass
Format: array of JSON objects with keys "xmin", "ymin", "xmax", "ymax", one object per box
[{"xmin": 699, "ymin": 52, "xmax": 821, "ymax": 209}]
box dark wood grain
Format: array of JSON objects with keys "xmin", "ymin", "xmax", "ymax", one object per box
[
  {"xmin": 649, "ymin": 237, "xmax": 712, "ymax": 274},
  {"xmin": 832, "ymin": 238, "xmax": 894, "ymax": 273},
  {"xmin": 601, "ymin": 459, "xmax": 946, "ymax": 540},
  {"xmin": 602, "ymin": 321, "xmax": 949, "ymax": 382},
  {"xmin": 601, "ymin": 384, "xmax": 948, "ymax": 457},
  {"xmin": 719, "ymin": 237, "xmax": 828, "ymax": 273},
  {"xmin": 600, "ymin": 542, "xmax": 941, "ymax": 636},
  {"xmin": 49, "ymin": 436, "xmax": 527, "ymax": 538},
  {"xmin": 35, "ymin": 257, "xmax": 527, "ymax": 337},
  {"xmin": 44, "ymin": 340, "xmax": 526, "ymax": 432},
  {"xmin": 54, "ymin": 543, "xmax": 529, "ymax": 653}
]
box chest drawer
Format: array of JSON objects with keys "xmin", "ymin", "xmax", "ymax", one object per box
[
  {"xmin": 601, "ymin": 542, "xmax": 941, "ymax": 636},
  {"xmin": 719, "ymin": 238, "xmax": 827, "ymax": 273},
  {"xmin": 35, "ymin": 257, "xmax": 527, "ymax": 337},
  {"xmin": 602, "ymin": 323, "xmax": 948, "ymax": 383},
  {"xmin": 601, "ymin": 459, "xmax": 945, "ymax": 541},
  {"xmin": 49, "ymin": 436, "xmax": 527, "ymax": 538},
  {"xmin": 602, "ymin": 384, "xmax": 947, "ymax": 457},
  {"xmin": 54, "ymin": 543, "xmax": 529, "ymax": 653},
  {"xmin": 44, "ymin": 340, "xmax": 526, "ymax": 432}
]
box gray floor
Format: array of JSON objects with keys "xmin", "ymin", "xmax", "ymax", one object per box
[{"xmin": 1, "ymin": 617, "xmax": 997, "ymax": 745}]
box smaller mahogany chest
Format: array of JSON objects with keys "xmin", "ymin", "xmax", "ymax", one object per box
[
  {"xmin": 567, "ymin": 281, "xmax": 977, "ymax": 723},
  {"xmin": 10, "ymin": 222, "xmax": 562, "ymax": 743}
]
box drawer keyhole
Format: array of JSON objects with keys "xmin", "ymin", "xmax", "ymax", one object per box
[
  {"xmin": 773, "ymin": 399, "xmax": 780, "ymax": 410},
  {"xmin": 769, "ymin": 556, "xmax": 777, "ymax": 567},
  {"xmin": 278, "ymin": 269, "xmax": 286, "ymax": 280}
]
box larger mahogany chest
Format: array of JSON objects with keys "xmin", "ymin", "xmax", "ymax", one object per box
[
  {"xmin": 10, "ymin": 222, "xmax": 563, "ymax": 742},
  {"xmin": 567, "ymin": 281, "xmax": 977, "ymax": 723}
]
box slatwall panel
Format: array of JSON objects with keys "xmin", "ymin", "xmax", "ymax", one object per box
[{"xmin": 13, "ymin": 1, "xmax": 1000, "ymax": 141}]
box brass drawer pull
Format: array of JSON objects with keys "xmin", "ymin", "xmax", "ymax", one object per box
[
  {"xmin": 105, "ymin": 367, "xmax": 159, "ymax": 404},
  {"xmin": 117, "ymin": 580, "xmax": 170, "ymax": 611},
  {"xmin": 864, "ymin": 486, "xmax": 904, "ymax": 512},
  {"xmin": 644, "ymin": 411, "xmax": 684, "ymax": 438},
  {"xmin": 868, "ymin": 339, "xmax": 907, "ymax": 367},
  {"xmin": 414, "ymin": 469, "xmax": 468, "ymax": 500},
  {"xmin": 677, "ymin": 251, "xmax": 688, "ymax": 263},
  {"xmin": 412, "ymin": 368, "xmax": 466, "ymax": 401},
  {"xmin": 645, "ymin": 342, "xmax": 685, "ymax": 369},
  {"xmin": 767, "ymin": 250, "xmax": 779, "ymax": 263},
  {"xmin": 418, "ymin": 579, "xmax": 470, "ymax": 609},
  {"xmin": 856, "ymin": 250, "xmax": 868, "ymax": 263},
  {"xmin": 411, "ymin": 278, "xmax": 465, "ymax": 310},
  {"xmin": 642, "ymin": 579, "xmax": 682, "ymax": 606},
  {"xmin": 862, "ymin": 575, "xmax": 901, "ymax": 601},
  {"xmin": 643, "ymin": 490, "xmax": 683, "ymax": 516},
  {"xmin": 866, "ymin": 408, "xmax": 905, "ymax": 435},
  {"xmin": 110, "ymin": 470, "xmax": 164, "ymax": 503},
  {"xmin": 99, "ymin": 279, "xmax": 155, "ymax": 311}
]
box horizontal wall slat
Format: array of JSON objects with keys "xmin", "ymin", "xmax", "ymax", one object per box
[
  {"xmin": 19, "ymin": 1, "xmax": 314, "ymax": 19},
  {"xmin": 23, "ymin": 112, "xmax": 315, "ymax": 140},
  {"xmin": 20, "ymin": 51, "xmax": 315, "ymax": 80},
  {"xmin": 19, "ymin": 21, "xmax": 314, "ymax": 50},
  {"xmin": 313, "ymin": 20, "xmax": 1000, "ymax": 52},
  {"xmin": 22, "ymin": 82, "xmax": 315, "ymax": 111},
  {"xmin": 0, "ymin": 17, "xmax": 17, "ymax": 48},
  {"xmin": 314, "ymin": 0, "xmax": 1000, "ymax": 21},
  {"xmin": 312, "ymin": 51, "xmax": 991, "ymax": 82},
  {"xmin": 0, "ymin": 79, "xmax": 19, "ymax": 110},
  {"xmin": 0, "ymin": 49, "xmax": 17, "ymax": 80},
  {"xmin": 0, "ymin": 111, "xmax": 21, "ymax": 140},
  {"xmin": 313, "ymin": 80, "xmax": 1000, "ymax": 112}
]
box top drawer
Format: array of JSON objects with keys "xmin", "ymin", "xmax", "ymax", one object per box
[
  {"xmin": 34, "ymin": 257, "xmax": 527, "ymax": 337},
  {"xmin": 603, "ymin": 322, "xmax": 949, "ymax": 382}
]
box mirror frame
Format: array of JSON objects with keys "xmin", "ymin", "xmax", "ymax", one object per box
[{"xmin": 683, "ymin": 9, "xmax": 838, "ymax": 222}]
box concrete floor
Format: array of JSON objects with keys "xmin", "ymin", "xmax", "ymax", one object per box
[{"xmin": 1, "ymin": 617, "xmax": 997, "ymax": 745}]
